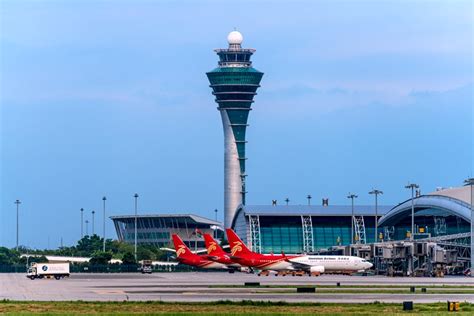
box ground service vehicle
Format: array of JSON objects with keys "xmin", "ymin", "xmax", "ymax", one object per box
[
  {"xmin": 27, "ymin": 262, "xmax": 70, "ymax": 280},
  {"xmin": 141, "ymin": 260, "xmax": 153, "ymax": 274}
]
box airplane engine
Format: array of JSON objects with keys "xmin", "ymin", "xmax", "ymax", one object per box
[{"xmin": 310, "ymin": 266, "xmax": 325, "ymax": 273}]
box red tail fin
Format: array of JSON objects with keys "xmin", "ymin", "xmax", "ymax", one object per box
[
  {"xmin": 203, "ymin": 233, "xmax": 225, "ymax": 255},
  {"xmin": 172, "ymin": 234, "xmax": 193, "ymax": 258},
  {"xmin": 226, "ymin": 229, "xmax": 253, "ymax": 256}
]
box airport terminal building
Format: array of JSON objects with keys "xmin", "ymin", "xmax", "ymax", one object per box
[
  {"xmin": 231, "ymin": 185, "xmax": 472, "ymax": 254},
  {"xmin": 232, "ymin": 204, "xmax": 392, "ymax": 254},
  {"xmin": 111, "ymin": 185, "xmax": 471, "ymax": 257},
  {"xmin": 111, "ymin": 214, "xmax": 222, "ymax": 249}
]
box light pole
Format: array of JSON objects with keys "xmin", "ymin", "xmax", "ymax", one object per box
[
  {"xmin": 91, "ymin": 210, "xmax": 95, "ymax": 235},
  {"xmin": 285, "ymin": 198, "xmax": 290, "ymax": 206},
  {"xmin": 80, "ymin": 208, "xmax": 84, "ymax": 239},
  {"xmin": 369, "ymin": 189, "xmax": 383, "ymax": 242},
  {"xmin": 134, "ymin": 193, "xmax": 139, "ymax": 261},
  {"xmin": 214, "ymin": 209, "xmax": 218, "ymax": 239},
  {"xmin": 85, "ymin": 220, "xmax": 89, "ymax": 236},
  {"xmin": 347, "ymin": 193, "xmax": 358, "ymax": 244},
  {"xmin": 405, "ymin": 183, "xmax": 419, "ymax": 241},
  {"xmin": 102, "ymin": 196, "xmax": 106, "ymax": 252},
  {"xmin": 307, "ymin": 195, "xmax": 312, "ymax": 206},
  {"xmin": 15, "ymin": 200, "xmax": 21, "ymax": 251},
  {"xmin": 464, "ymin": 178, "xmax": 474, "ymax": 276}
]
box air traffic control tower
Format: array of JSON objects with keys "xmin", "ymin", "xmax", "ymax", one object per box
[{"xmin": 207, "ymin": 31, "xmax": 264, "ymax": 228}]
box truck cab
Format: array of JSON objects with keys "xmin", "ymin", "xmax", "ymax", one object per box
[{"xmin": 140, "ymin": 260, "xmax": 153, "ymax": 274}]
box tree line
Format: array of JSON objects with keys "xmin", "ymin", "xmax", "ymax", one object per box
[{"xmin": 0, "ymin": 234, "xmax": 169, "ymax": 266}]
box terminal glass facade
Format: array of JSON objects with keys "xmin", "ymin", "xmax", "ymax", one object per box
[
  {"xmin": 258, "ymin": 216, "xmax": 378, "ymax": 253},
  {"xmin": 112, "ymin": 215, "xmax": 222, "ymax": 248},
  {"xmin": 381, "ymin": 208, "xmax": 470, "ymax": 241}
]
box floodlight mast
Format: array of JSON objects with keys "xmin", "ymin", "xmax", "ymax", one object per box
[
  {"xmin": 369, "ymin": 189, "xmax": 383, "ymax": 242},
  {"xmin": 347, "ymin": 193, "xmax": 358, "ymax": 245},
  {"xmin": 405, "ymin": 183, "xmax": 419, "ymax": 241}
]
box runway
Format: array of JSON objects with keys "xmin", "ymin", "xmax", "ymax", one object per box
[{"xmin": 2, "ymin": 272, "xmax": 474, "ymax": 303}]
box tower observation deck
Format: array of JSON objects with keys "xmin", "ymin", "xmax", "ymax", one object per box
[{"xmin": 206, "ymin": 31, "xmax": 264, "ymax": 228}]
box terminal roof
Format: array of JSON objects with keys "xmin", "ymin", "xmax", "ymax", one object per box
[
  {"xmin": 239, "ymin": 205, "xmax": 393, "ymax": 216},
  {"xmin": 110, "ymin": 214, "xmax": 220, "ymax": 226}
]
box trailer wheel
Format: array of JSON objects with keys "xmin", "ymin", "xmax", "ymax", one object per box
[{"xmin": 55, "ymin": 275, "xmax": 61, "ymax": 280}]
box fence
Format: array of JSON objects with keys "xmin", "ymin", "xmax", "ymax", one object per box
[{"xmin": 0, "ymin": 263, "xmax": 215, "ymax": 273}]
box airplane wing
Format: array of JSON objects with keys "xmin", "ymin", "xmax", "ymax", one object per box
[
  {"xmin": 160, "ymin": 247, "xmax": 177, "ymax": 253},
  {"xmin": 286, "ymin": 260, "xmax": 311, "ymax": 270},
  {"xmin": 194, "ymin": 248, "xmax": 209, "ymax": 255},
  {"xmin": 285, "ymin": 258, "xmax": 325, "ymax": 273},
  {"xmin": 159, "ymin": 247, "xmax": 208, "ymax": 255}
]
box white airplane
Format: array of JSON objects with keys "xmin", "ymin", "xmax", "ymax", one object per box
[
  {"xmin": 287, "ymin": 255, "xmax": 373, "ymax": 274},
  {"xmin": 227, "ymin": 229, "xmax": 372, "ymax": 275}
]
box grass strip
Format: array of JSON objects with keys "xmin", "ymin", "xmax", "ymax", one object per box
[{"xmin": 0, "ymin": 300, "xmax": 473, "ymax": 315}]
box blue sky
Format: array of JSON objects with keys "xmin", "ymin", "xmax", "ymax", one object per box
[{"xmin": 1, "ymin": 1, "xmax": 472, "ymax": 248}]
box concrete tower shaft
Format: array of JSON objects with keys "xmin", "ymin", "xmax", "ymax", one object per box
[{"xmin": 206, "ymin": 32, "xmax": 263, "ymax": 228}]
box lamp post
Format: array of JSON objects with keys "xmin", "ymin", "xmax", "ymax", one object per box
[
  {"xmin": 464, "ymin": 178, "xmax": 474, "ymax": 276},
  {"xmin": 134, "ymin": 193, "xmax": 139, "ymax": 261},
  {"xmin": 307, "ymin": 195, "xmax": 312, "ymax": 206},
  {"xmin": 214, "ymin": 209, "xmax": 218, "ymax": 239},
  {"xmin": 405, "ymin": 183, "xmax": 419, "ymax": 241},
  {"xmin": 102, "ymin": 196, "xmax": 106, "ymax": 252},
  {"xmin": 91, "ymin": 210, "xmax": 95, "ymax": 235},
  {"xmin": 85, "ymin": 220, "xmax": 89, "ymax": 236},
  {"xmin": 369, "ymin": 189, "xmax": 383, "ymax": 242},
  {"xmin": 347, "ymin": 193, "xmax": 358, "ymax": 244},
  {"xmin": 15, "ymin": 200, "xmax": 21, "ymax": 251},
  {"xmin": 80, "ymin": 208, "xmax": 84, "ymax": 239},
  {"xmin": 285, "ymin": 198, "xmax": 290, "ymax": 206}
]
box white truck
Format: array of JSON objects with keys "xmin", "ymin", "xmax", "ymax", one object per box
[{"xmin": 27, "ymin": 262, "xmax": 70, "ymax": 280}]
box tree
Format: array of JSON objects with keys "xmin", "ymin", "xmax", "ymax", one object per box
[
  {"xmin": 89, "ymin": 251, "xmax": 112, "ymax": 265},
  {"xmin": 0, "ymin": 247, "xmax": 19, "ymax": 265},
  {"xmin": 76, "ymin": 235, "xmax": 104, "ymax": 257},
  {"xmin": 137, "ymin": 248, "xmax": 154, "ymax": 261},
  {"xmin": 122, "ymin": 252, "xmax": 136, "ymax": 265},
  {"xmin": 18, "ymin": 255, "xmax": 48, "ymax": 266}
]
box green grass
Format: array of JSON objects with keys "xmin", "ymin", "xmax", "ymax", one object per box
[{"xmin": 0, "ymin": 300, "xmax": 473, "ymax": 315}]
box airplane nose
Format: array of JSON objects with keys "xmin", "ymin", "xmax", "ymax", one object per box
[{"xmin": 368, "ymin": 262, "xmax": 373, "ymax": 269}]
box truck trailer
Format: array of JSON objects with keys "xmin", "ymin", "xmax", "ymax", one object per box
[{"xmin": 27, "ymin": 262, "xmax": 70, "ymax": 280}]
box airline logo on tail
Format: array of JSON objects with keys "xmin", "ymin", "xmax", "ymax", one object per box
[
  {"xmin": 231, "ymin": 241, "xmax": 243, "ymax": 256},
  {"xmin": 207, "ymin": 242, "xmax": 217, "ymax": 254},
  {"xmin": 176, "ymin": 245, "xmax": 186, "ymax": 257}
]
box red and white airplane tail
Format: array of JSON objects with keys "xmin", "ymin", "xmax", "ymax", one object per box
[
  {"xmin": 203, "ymin": 233, "xmax": 226, "ymax": 256},
  {"xmin": 226, "ymin": 228, "xmax": 253, "ymax": 257},
  {"xmin": 172, "ymin": 234, "xmax": 194, "ymax": 259}
]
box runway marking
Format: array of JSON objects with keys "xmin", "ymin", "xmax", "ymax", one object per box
[{"xmin": 94, "ymin": 290, "xmax": 126, "ymax": 295}]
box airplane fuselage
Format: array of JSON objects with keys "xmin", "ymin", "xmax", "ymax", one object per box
[
  {"xmin": 289, "ymin": 255, "xmax": 372, "ymax": 272},
  {"xmin": 232, "ymin": 254, "xmax": 299, "ymax": 271},
  {"xmin": 177, "ymin": 256, "xmax": 227, "ymax": 269}
]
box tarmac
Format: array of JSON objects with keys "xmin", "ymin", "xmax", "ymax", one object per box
[{"xmin": 1, "ymin": 272, "xmax": 474, "ymax": 303}]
